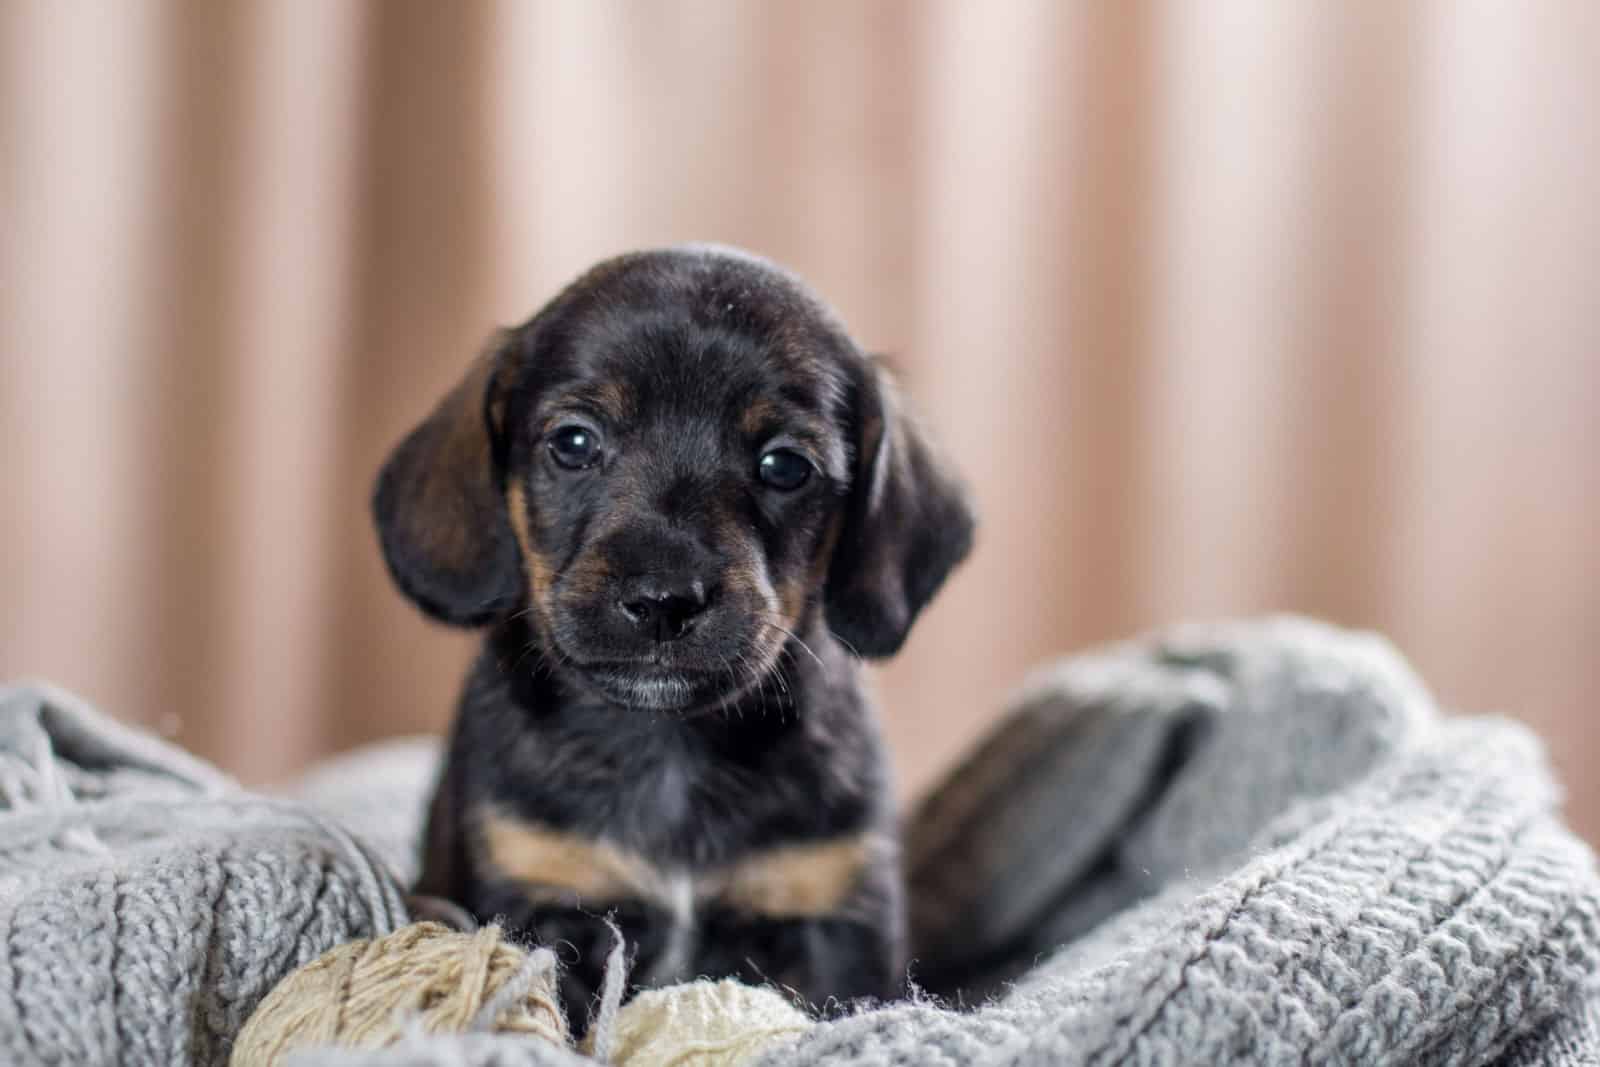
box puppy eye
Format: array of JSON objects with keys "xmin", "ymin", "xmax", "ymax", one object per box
[
  {"xmin": 548, "ymin": 425, "xmax": 601, "ymax": 470},
  {"xmin": 757, "ymin": 448, "xmax": 813, "ymax": 492}
]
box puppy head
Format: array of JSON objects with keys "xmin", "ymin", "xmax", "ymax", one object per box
[{"xmin": 374, "ymin": 246, "xmax": 973, "ymax": 711}]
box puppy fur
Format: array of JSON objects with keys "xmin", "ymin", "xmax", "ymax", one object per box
[{"xmin": 372, "ymin": 245, "xmax": 974, "ymax": 1027}]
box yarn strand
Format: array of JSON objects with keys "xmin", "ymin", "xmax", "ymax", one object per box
[
  {"xmin": 472, "ymin": 944, "xmax": 559, "ymax": 1032},
  {"xmin": 588, "ymin": 917, "xmax": 631, "ymax": 1064}
]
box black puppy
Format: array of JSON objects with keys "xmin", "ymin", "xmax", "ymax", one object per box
[{"xmin": 373, "ymin": 246, "xmax": 973, "ymax": 1025}]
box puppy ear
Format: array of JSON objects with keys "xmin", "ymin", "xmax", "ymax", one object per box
[
  {"xmin": 371, "ymin": 335, "xmax": 522, "ymax": 626},
  {"xmin": 825, "ymin": 359, "xmax": 975, "ymax": 658}
]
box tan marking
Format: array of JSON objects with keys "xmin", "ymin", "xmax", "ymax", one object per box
[
  {"xmin": 777, "ymin": 572, "xmax": 809, "ymax": 624},
  {"xmin": 564, "ymin": 554, "xmax": 612, "ymax": 598},
  {"xmin": 482, "ymin": 810, "xmax": 882, "ymax": 923},
  {"xmin": 504, "ymin": 484, "xmax": 554, "ymax": 626},
  {"xmin": 719, "ymin": 556, "xmax": 786, "ymax": 677},
  {"xmin": 591, "ymin": 379, "xmax": 633, "ymax": 422},
  {"xmin": 504, "ymin": 483, "xmax": 534, "ymax": 559},
  {"xmin": 702, "ymin": 833, "xmax": 881, "ymax": 919},
  {"xmin": 769, "ymin": 512, "xmax": 844, "ymax": 653},
  {"xmin": 709, "ymin": 507, "xmax": 743, "ymax": 553},
  {"xmin": 478, "ymin": 809, "xmax": 674, "ymax": 907},
  {"xmin": 740, "ymin": 398, "xmax": 779, "ymax": 436}
]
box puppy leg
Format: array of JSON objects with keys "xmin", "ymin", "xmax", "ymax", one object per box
[
  {"xmin": 695, "ymin": 833, "xmax": 905, "ymax": 1009},
  {"xmin": 472, "ymin": 883, "xmax": 668, "ymax": 1037},
  {"xmin": 415, "ymin": 753, "xmax": 468, "ymax": 901},
  {"xmin": 693, "ymin": 912, "xmax": 899, "ymax": 1012}
]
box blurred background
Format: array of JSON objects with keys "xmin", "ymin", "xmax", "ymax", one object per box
[{"xmin": 2, "ymin": 3, "xmax": 1597, "ymax": 834}]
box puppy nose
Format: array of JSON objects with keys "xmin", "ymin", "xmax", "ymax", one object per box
[{"xmin": 617, "ymin": 575, "xmax": 713, "ymax": 642}]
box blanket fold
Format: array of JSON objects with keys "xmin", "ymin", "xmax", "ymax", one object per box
[
  {"xmin": 905, "ymin": 617, "xmax": 1435, "ymax": 994},
  {"xmin": 772, "ymin": 618, "xmax": 1600, "ymax": 1066},
  {"xmin": 2, "ymin": 617, "xmax": 1595, "ymax": 1067}
]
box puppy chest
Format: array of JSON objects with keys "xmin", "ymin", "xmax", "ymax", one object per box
[
  {"xmin": 627, "ymin": 754, "xmax": 694, "ymax": 830},
  {"xmin": 473, "ymin": 806, "xmax": 883, "ymax": 979}
]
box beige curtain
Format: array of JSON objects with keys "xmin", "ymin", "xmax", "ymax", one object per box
[{"xmin": 3, "ymin": 2, "xmax": 1597, "ymax": 834}]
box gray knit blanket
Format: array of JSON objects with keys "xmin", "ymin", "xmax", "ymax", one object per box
[{"xmin": 3, "ymin": 617, "xmax": 1597, "ymax": 1066}]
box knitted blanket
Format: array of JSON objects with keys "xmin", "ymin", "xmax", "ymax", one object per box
[
  {"xmin": 2, "ymin": 617, "xmax": 1596, "ymax": 1066},
  {"xmin": 0, "ymin": 683, "xmax": 407, "ymax": 1065}
]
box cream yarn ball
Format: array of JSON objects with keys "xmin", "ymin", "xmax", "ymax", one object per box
[
  {"xmin": 230, "ymin": 922, "xmax": 566, "ymax": 1066},
  {"xmin": 592, "ymin": 979, "xmax": 815, "ymax": 1067}
]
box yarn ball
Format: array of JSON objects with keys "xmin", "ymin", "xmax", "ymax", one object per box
[
  {"xmin": 229, "ymin": 921, "xmax": 567, "ymax": 1067},
  {"xmin": 590, "ymin": 979, "xmax": 815, "ymax": 1067}
]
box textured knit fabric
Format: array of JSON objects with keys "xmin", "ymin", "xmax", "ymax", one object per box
[
  {"xmin": 0, "ymin": 682, "xmax": 408, "ymax": 1067},
  {"xmin": 3, "ymin": 617, "xmax": 1597, "ymax": 1067},
  {"xmin": 761, "ymin": 617, "xmax": 1600, "ymax": 1067},
  {"xmin": 287, "ymin": 735, "xmax": 439, "ymax": 887},
  {"xmin": 904, "ymin": 616, "xmax": 1433, "ymax": 995}
]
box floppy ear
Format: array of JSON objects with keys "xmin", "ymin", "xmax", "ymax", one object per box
[
  {"xmin": 825, "ymin": 359, "xmax": 976, "ymax": 658},
  {"xmin": 371, "ymin": 336, "xmax": 522, "ymax": 626}
]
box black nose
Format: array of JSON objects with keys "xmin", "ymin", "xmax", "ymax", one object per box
[{"xmin": 617, "ymin": 575, "xmax": 713, "ymax": 642}]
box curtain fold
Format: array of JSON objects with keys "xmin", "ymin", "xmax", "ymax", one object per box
[{"xmin": 3, "ymin": 0, "xmax": 1596, "ymax": 836}]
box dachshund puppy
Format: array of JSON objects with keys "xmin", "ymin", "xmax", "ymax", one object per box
[{"xmin": 372, "ymin": 245, "xmax": 974, "ymax": 1027}]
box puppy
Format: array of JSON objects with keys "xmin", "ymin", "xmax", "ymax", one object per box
[{"xmin": 373, "ymin": 246, "xmax": 974, "ymax": 1026}]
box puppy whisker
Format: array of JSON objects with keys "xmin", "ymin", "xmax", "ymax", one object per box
[
  {"xmin": 826, "ymin": 627, "xmax": 863, "ymax": 659},
  {"xmin": 735, "ymin": 648, "xmax": 774, "ymax": 718},
  {"xmin": 713, "ymin": 651, "xmax": 743, "ymax": 721},
  {"xmin": 759, "ymin": 617, "xmax": 826, "ymax": 673},
  {"xmin": 508, "ymin": 640, "xmax": 545, "ymax": 677}
]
